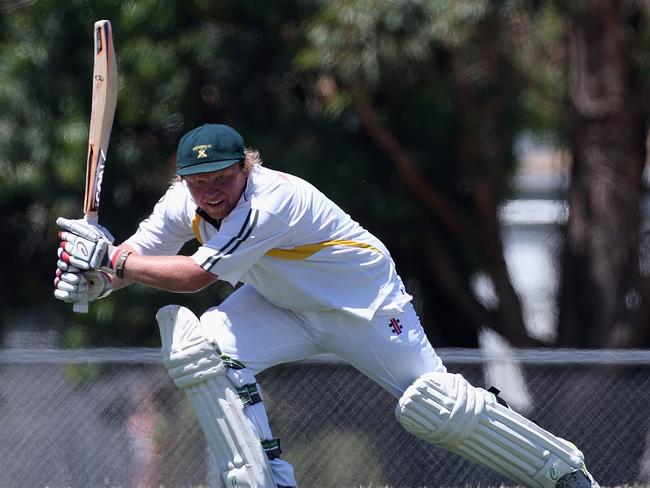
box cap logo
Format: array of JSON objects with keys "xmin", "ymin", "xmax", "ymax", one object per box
[{"xmin": 192, "ymin": 144, "xmax": 212, "ymax": 159}]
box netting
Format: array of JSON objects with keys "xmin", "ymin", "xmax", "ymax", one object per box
[{"xmin": 0, "ymin": 348, "xmax": 648, "ymax": 487}]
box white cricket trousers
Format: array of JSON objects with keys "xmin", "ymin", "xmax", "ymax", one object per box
[
  {"xmin": 200, "ymin": 284, "xmax": 446, "ymax": 487},
  {"xmin": 201, "ymin": 284, "xmax": 446, "ymax": 398}
]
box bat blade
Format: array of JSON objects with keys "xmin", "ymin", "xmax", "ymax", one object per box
[
  {"xmin": 75, "ymin": 20, "xmax": 118, "ymax": 314},
  {"xmin": 83, "ymin": 19, "xmax": 117, "ymax": 225}
]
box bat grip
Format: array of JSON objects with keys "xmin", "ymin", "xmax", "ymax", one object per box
[
  {"xmin": 73, "ymin": 299, "xmax": 89, "ymax": 314},
  {"xmin": 72, "ymin": 213, "xmax": 96, "ymax": 314}
]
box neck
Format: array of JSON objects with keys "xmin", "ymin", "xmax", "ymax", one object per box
[{"xmin": 196, "ymin": 207, "xmax": 221, "ymax": 230}]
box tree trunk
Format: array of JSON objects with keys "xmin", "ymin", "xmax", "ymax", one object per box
[
  {"xmin": 451, "ymin": 12, "xmax": 535, "ymax": 348},
  {"xmin": 559, "ymin": 0, "xmax": 646, "ymax": 347},
  {"xmin": 354, "ymin": 96, "xmax": 540, "ymax": 347}
]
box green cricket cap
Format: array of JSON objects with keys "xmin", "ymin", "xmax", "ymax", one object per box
[{"xmin": 176, "ymin": 124, "xmax": 245, "ymax": 176}]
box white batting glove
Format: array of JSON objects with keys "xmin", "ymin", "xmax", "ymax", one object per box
[
  {"xmin": 54, "ymin": 268, "xmax": 113, "ymax": 303},
  {"xmin": 56, "ymin": 217, "xmax": 120, "ymax": 272}
]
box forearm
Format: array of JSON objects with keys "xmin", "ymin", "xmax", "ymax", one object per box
[
  {"xmin": 108, "ymin": 243, "xmax": 137, "ymax": 292},
  {"xmin": 119, "ymin": 252, "xmax": 218, "ymax": 293}
]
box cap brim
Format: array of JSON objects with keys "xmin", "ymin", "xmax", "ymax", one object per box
[{"xmin": 177, "ymin": 158, "xmax": 241, "ymax": 176}]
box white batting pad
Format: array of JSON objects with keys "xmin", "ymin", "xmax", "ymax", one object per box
[
  {"xmin": 157, "ymin": 305, "xmax": 276, "ymax": 488},
  {"xmin": 396, "ymin": 372, "xmax": 585, "ymax": 488}
]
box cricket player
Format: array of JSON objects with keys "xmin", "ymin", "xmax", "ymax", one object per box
[{"xmin": 54, "ymin": 123, "xmax": 600, "ymax": 488}]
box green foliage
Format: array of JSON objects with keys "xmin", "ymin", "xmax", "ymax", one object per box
[
  {"xmin": 292, "ymin": 0, "xmax": 586, "ymax": 345},
  {"xmin": 0, "ymin": 1, "xmax": 613, "ymax": 347},
  {"xmin": 0, "ymin": 0, "xmax": 342, "ymax": 345},
  {"xmin": 515, "ymin": 3, "xmax": 568, "ymax": 139}
]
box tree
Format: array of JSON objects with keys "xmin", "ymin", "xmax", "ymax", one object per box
[
  {"xmin": 0, "ymin": 0, "xmax": 330, "ymax": 345},
  {"xmin": 2, "ymin": 0, "xmax": 648, "ymax": 349},
  {"xmin": 558, "ymin": 0, "xmax": 650, "ymax": 347},
  {"xmin": 297, "ymin": 0, "xmax": 546, "ymax": 346}
]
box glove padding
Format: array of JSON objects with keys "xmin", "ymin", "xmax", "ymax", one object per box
[
  {"xmin": 56, "ymin": 217, "xmax": 119, "ymax": 272},
  {"xmin": 54, "ymin": 268, "xmax": 113, "ymax": 303}
]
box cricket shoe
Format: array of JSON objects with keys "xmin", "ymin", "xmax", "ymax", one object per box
[{"xmin": 555, "ymin": 467, "xmax": 600, "ymax": 488}]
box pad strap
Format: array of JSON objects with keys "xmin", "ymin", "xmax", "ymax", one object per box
[
  {"xmin": 221, "ymin": 354, "xmax": 246, "ymax": 370},
  {"xmin": 221, "ymin": 353, "xmax": 284, "ymax": 463},
  {"xmin": 238, "ymin": 383, "xmax": 263, "ymax": 406},
  {"xmin": 487, "ymin": 386, "xmax": 511, "ymax": 408},
  {"xmin": 262, "ymin": 439, "xmax": 282, "ymax": 460}
]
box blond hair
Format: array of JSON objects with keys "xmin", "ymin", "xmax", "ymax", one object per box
[
  {"xmin": 243, "ymin": 147, "xmax": 262, "ymax": 174},
  {"xmin": 172, "ymin": 147, "xmax": 263, "ymax": 184}
]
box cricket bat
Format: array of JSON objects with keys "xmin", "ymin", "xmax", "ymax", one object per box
[{"xmin": 74, "ymin": 19, "xmax": 118, "ymax": 314}]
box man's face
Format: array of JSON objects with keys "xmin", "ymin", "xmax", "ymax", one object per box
[{"xmin": 184, "ymin": 163, "xmax": 247, "ymax": 221}]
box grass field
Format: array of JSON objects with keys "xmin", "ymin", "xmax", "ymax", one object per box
[{"xmin": 394, "ymin": 485, "xmax": 648, "ymax": 488}]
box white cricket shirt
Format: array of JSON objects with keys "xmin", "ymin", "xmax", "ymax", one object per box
[{"xmin": 125, "ymin": 165, "xmax": 412, "ymax": 320}]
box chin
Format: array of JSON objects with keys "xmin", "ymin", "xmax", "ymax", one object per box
[
  {"xmin": 207, "ymin": 211, "xmax": 224, "ymax": 220},
  {"xmin": 205, "ymin": 206, "xmax": 229, "ymax": 221}
]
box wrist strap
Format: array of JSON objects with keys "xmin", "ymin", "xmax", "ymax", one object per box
[{"xmin": 115, "ymin": 251, "xmax": 132, "ymax": 279}]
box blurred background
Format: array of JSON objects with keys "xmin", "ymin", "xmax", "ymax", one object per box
[
  {"xmin": 2, "ymin": 1, "xmax": 650, "ymax": 486},
  {"xmin": 1, "ymin": 0, "xmax": 649, "ymax": 350}
]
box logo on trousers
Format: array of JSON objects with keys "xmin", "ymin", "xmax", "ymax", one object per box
[{"xmin": 389, "ymin": 318, "xmax": 402, "ymax": 335}]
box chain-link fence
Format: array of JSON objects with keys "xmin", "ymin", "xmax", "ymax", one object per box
[{"xmin": 1, "ymin": 348, "xmax": 648, "ymax": 487}]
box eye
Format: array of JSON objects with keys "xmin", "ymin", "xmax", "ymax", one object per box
[{"xmin": 187, "ymin": 178, "xmax": 205, "ymax": 188}]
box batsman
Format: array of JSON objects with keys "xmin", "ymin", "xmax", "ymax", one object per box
[{"xmin": 54, "ymin": 124, "xmax": 600, "ymax": 488}]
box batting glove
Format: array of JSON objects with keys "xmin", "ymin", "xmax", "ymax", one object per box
[
  {"xmin": 56, "ymin": 217, "xmax": 122, "ymax": 273},
  {"xmin": 54, "ymin": 268, "xmax": 113, "ymax": 303}
]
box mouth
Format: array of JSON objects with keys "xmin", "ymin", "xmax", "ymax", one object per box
[{"xmin": 205, "ymin": 198, "xmax": 225, "ymax": 209}]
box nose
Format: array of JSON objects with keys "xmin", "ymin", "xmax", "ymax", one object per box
[{"xmin": 203, "ymin": 184, "xmax": 222, "ymax": 198}]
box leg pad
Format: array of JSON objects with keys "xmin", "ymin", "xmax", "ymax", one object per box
[
  {"xmin": 157, "ymin": 305, "xmax": 277, "ymax": 488},
  {"xmin": 396, "ymin": 372, "xmax": 585, "ymax": 488}
]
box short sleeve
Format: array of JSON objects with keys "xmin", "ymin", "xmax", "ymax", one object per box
[{"xmin": 124, "ymin": 182, "xmax": 196, "ymax": 256}]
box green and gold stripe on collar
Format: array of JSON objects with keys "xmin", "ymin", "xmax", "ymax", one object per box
[{"xmin": 192, "ymin": 214, "xmax": 203, "ymax": 244}]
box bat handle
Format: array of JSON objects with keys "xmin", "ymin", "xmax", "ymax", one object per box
[
  {"xmin": 72, "ymin": 213, "xmax": 97, "ymax": 314},
  {"xmin": 73, "ymin": 299, "xmax": 89, "ymax": 314}
]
